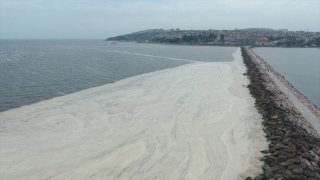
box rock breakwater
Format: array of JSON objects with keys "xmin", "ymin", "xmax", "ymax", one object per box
[
  {"xmin": 241, "ymin": 47, "xmax": 320, "ymax": 180},
  {"xmin": 250, "ymin": 49, "xmax": 320, "ymax": 120}
]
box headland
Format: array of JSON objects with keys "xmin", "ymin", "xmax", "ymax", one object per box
[{"xmin": 106, "ymin": 28, "xmax": 320, "ymax": 48}]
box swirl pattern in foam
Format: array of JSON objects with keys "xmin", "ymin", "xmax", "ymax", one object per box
[{"xmin": 0, "ymin": 48, "xmax": 267, "ymax": 180}]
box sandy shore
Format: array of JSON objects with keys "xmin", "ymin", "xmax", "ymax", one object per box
[{"xmin": 0, "ymin": 49, "xmax": 267, "ymax": 180}]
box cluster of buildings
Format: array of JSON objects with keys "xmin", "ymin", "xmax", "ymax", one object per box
[{"xmin": 137, "ymin": 28, "xmax": 320, "ymax": 46}]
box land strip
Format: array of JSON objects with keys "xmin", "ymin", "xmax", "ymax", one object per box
[
  {"xmin": 241, "ymin": 47, "xmax": 320, "ymax": 179},
  {"xmin": 107, "ymin": 28, "xmax": 320, "ymax": 48},
  {"xmin": 245, "ymin": 47, "xmax": 320, "ymax": 133}
]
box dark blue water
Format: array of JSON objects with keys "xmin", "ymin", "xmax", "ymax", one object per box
[
  {"xmin": 253, "ymin": 47, "xmax": 320, "ymax": 108},
  {"xmin": 0, "ymin": 40, "xmax": 237, "ymax": 112}
]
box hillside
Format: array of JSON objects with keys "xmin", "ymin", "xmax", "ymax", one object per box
[{"xmin": 106, "ymin": 31, "xmax": 162, "ymax": 41}]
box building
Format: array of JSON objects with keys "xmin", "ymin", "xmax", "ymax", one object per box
[
  {"xmin": 286, "ymin": 35, "xmax": 296, "ymax": 41},
  {"xmin": 234, "ymin": 39, "xmax": 256, "ymax": 45}
]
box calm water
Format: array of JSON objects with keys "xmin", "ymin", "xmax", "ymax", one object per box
[
  {"xmin": 0, "ymin": 40, "xmax": 237, "ymax": 112},
  {"xmin": 253, "ymin": 47, "xmax": 320, "ymax": 107}
]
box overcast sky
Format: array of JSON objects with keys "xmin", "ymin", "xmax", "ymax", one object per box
[{"xmin": 0, "ymin": 0, "xmax": 319, "ymax": 39}]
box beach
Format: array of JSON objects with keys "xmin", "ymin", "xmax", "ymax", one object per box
[{"xmin": 0, "ymin": 49, "xmax": 267, "ymax": 180}]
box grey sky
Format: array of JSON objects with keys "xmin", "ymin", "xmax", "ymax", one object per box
[{"xmin": 0, "ymin": 0, "xmax": 319, "ymax": 39}]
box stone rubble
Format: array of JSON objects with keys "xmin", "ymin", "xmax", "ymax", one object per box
[
  {"xmin": 241, "ymin": 47, "xmax": 320, "ymax": 180},
  {"xmin": 250, "ymin": 49, "xmax": 320, "ymax": 120}
]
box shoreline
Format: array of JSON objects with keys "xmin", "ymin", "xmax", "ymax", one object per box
[
  {"xmin": 241, "ymin": 47, "xmax": 320, "ymax": 179},
  {"xmin": 113, "ymin": 40, "xmax": 320, "ymax": 48}
]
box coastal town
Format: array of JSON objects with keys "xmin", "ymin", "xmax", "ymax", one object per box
[{"xmin": 107, "ymin": 28, "xmax": 320, "ymax": 47}]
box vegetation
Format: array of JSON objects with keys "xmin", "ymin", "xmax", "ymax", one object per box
[
  {"xmin": 106, "ymin": 31, "xmax": 162, "ymax": 41},
  {"xmin": 305, "ymin": 37, "xmax": 320, "ymax": 47},
  {"xmin": 168, "ymin": 38, "xmax": 180, "ymax": 44},
  {"xmin": 107, "ymin": 30, "xmax": 320, "ymax": 47},
  {"xmin": 152, "ymin": 33, "xmax": 219, "ymax": 44},
  {"xmin": 266, "ymin": 36, "xmax": 283, "ymax": 42},
  {"xmin": 276, "ymin": 37, "xmax": 320, "ymax": 47},
  {"xmin": 182, "ymin": 35, "xmax": 198, "ymax": 42}
]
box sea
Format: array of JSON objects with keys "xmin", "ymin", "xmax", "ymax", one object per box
[
  {"xmin": 252, "ymin": 47, "xmax": 320, "ymax": 108},
  {"xmin": 1, "ymin": 41, "xmax": 319, "ymax": 112},
  {"xmin": 0, "ymin": 40, "xmax": 237, "ymax": 112}
]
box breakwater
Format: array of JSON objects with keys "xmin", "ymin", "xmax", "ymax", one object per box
[
  {"xmin": 251, "ymin": 48, "xmax": 320, "ymax": 109},
  {"xmin": 241, "ymin": 47, "xmax": 320, "ymax": 180}
]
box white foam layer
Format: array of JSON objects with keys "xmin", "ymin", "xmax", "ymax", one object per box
[
  {"xmin": 0, "ymin": 48, "xmax": 267, "ymax": 180},
  {"xmin": 108, "ymin": 50, "xmax": 202, "ymax": 63}
]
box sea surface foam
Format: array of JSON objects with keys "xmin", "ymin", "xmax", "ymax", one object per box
[{"xmin": 0, "ymin": 48, "xmax": 267, "ymax": 180}]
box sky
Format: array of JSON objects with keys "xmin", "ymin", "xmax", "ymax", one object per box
[{"xmin": 0, "ymin": 0, "xmax": 319, "ymax": 39}]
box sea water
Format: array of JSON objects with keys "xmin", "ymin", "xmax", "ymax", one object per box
[
  {"xmin": 0, "ymin": 48, "xmax": 267, "ymax": 179},
  {"xmin": 253, "ymin": 47, "xmax": 320, "ymax": 107},
  {"xmin": 0, "ymin": 40, "xmax": 237, "ymax": 112}
]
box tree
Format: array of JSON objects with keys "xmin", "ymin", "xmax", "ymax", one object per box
[
  {"xmin": 182, "ymin": 35, "xmax": 197, "ymax": 42},
  {"xmin": 220, "ymin": 34, "xmax": 224, "ymax": 41},
  {"xmin": 209, "ymin": 33, "xmax": 215, "ymax": 38},
  {"xmin": 168, "ymin": 38, "xmax": 180, "ymax": 44},
  {"xmin": 197, "ymin": 35, "xmax": 204, "ymax": 40}
]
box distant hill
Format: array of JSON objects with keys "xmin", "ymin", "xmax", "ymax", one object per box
[{"xmin": 106, "ymin": 31, "xmax": 163, "ymax": 41}]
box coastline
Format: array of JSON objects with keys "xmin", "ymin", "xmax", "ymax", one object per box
[
  {"xmin": 118, "ymin": 41, "xmax": 320, "ymax": 48},
  {"xmin": 0, "ymin": 49, "xmax": 268, "ymax": 179}
]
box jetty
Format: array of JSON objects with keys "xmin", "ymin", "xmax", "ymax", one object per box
[{"xmin": 242, "ymin": 47, "xmax": 320, "ymax": 179}]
